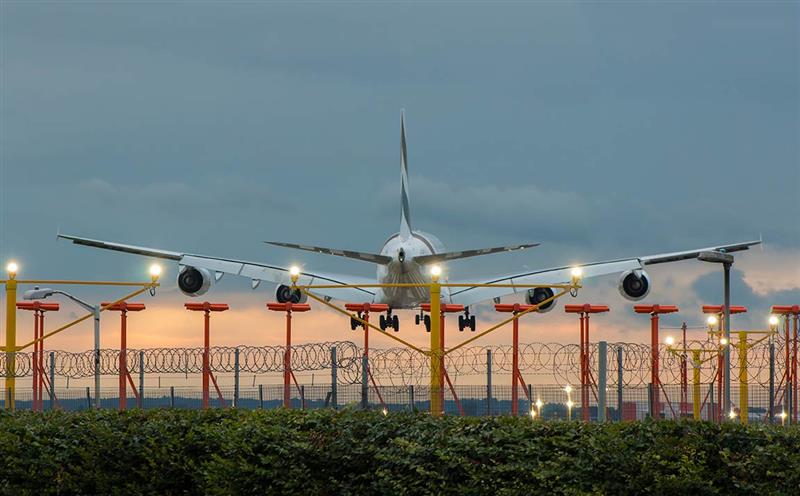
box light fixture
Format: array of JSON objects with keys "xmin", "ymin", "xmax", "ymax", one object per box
[
  {"xmin": 707, "ymin": 315, "xmax": 718, "ymax": 327},
  {"xmin": 665, "ymin": 336, "xmax": 675, "ymax": 347},
  {"xmin": 769, "ymin": 315, "xmax": 780, "ymax": 328},
  {"xmin": 6, "ymin": 261, "xmax": 18, "ymax": 277},
  {"xmin": 529, "ymin": 409, "xmax": 537, "ymax": 419},
  {"xmin": 720, "ymin": 337, "xmax": 729, "ymax": 346},
  {"xmin": 535, "ymin": 399, "xmax": 543, "ymax": 409},
  {"xmin": 728, "ymin": 409, "xmax": 737, "ymax": 419},
  {"xmin": 566, "ymin": 400, "xmax": 574, "ymax": 408},
  {"xmin": 429, "ymin": 265, "xmax": 442, "ymax": 278},
  {"xmin": 149, "ymin": 264, "xmax": 162, "ymax": 279},
  {"xmin": 564, "ymin": 385, "xmax": 572, "ymax": 394}
]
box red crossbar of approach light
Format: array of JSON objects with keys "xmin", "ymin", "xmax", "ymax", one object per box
[
  {"xmin": 102, "ymin": 302, "xmax": 146, "ymax": 411},
  {"xmin": 634, "ymin": 305, "xmax": 679, "ymax": 420},
  {"xmin": 267, "ymin": 302, "xmax": 311, "ymax": 409},
  {"xmin": 421, "ymin": 303, "xmax": 466, "ymax": 416},
  {"xmin": 17, "ymin": 302, "xmax": 60, "ymax": 411},
  {"xmin": 565, "ymin": 304, "xmax": 610, "ymax": 421},
  {"xmin": 701, "ymin": 305, "xmax": 747, "ymax": 422},
  {"xmin": 185, "ymin": 303, "xmax": 229, "ymax": 409},
  {"xmin": 772, "ymin": 305, "xmax": 800, "ymax": 422},
  {"xmin": 496, "ymin": 303, "xmax": 538, "ymax": 416},
  {"xmin": 345, "ymin": 303, "xmax": 390, "ymax": 411}
]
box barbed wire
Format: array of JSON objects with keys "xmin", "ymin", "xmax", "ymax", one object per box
[{"xmin": 2, "ymin": 338, "xmax": 790, "ymax": 387}]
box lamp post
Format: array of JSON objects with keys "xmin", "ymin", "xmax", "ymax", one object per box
[
  {"xmin": 697, "ymin": 250, "xmax": 735, "ymax": 420},
  {"xmin": 429, "ymin": 264, "xmax": 443, "ymax": 416},
  {"xmin": 24, "ymin": 287, "xmax": 102, "ymax": 408},
  {"xmin": 5, "ymin": 262, "xmax": 19, "ymax": 410}
]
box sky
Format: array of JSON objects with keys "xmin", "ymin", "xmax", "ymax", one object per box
[{"xmin": 1, "ymin": 1, "xmax": 798, "ymax": 356}]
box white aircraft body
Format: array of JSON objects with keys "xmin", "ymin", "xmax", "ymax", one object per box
[{"xmin": 59, "ymin": 113, "xmax": 760, "ymax": 332}]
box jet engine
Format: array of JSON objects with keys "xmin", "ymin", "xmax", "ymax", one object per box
[
  {"xmin": 178, "ymin": 266, "xmax": 214, "ymax": 297},
  {"xmin": 276, "ymin": 284, "xmax": 308, "ymax": 304},
  {"xmin": 526, "ymin": 287, "xmax": 556, "ymax": 312},
  {"xmin": 618, "ymin": 269, "xmax": 652, "ymax": 301}
]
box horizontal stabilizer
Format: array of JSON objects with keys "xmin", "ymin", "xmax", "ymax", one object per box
[
  {"xmin": 414, "ymin": 243, "xmax": 540, "ymax": 265},
  {"xmin": 265, "ymin": 241, "xmax": 392, "ymax": 264}
]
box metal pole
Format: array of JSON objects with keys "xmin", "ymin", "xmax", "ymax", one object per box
[
  {"xmin": 739, "ymin": 331, "xmax": 748, "ymax": 424},
  {"xmin": 650, "ymin": 313, "xmax": 660, "ymax": 419},
  {"xmin": 692, "ymin": 351, "xmax": 701, "ymax": 421},
  {"xmin": 170, "ymin": 386, "xmax": 175, "ymax": 408},
  {"xmin": 139, "ymin": 350, "xmax": 144, "ymax": 409},
  {"xmin": 512, "ymin": 312, "xmax": 519, "ymax": 416},
  {"xmin": 258, "ymin": 384, "xmax": 264, "ymax": 409},
  {"xmin": 598, "ymin": 341, "xmax": 607, "ymax": 422},
  {"xmin": 93, "ymin": 305, "xmax": 101, "ymax": 409},
  {"xmin": 528, "ymin": 384, "xmax": 533, "ymax": 416},
  {"xmin": 769, "ymin": 341, "xmax": 775, "ymax": 423},
  {"xmin": 647, "ymin": 383, "xmax": 653, "ymax": 419},
  {"xmin": 284, "ymin": 308, "xmax": 292, "ymax": 409},
  {"xmin": 4, "ymin": 276, "xmax": 17, "ymax": 410},
  {"xmin": 86, "ymin": 386, "xmax": 91, "ymax": 409},
  {"xmin": 361, "ymin": 355, "xmax": 368, "ymax": 410},
  {"xmin": 723, "ymin": 262, "xmax": 731, "ymax": 418},
  {"xmin": 234, "ymin": 347, "xmax": 240, "ymax": 408},
  {"xmin": 203, "ymin": 309, "xmax": 210, "ymax": 410},
  {"xmin": 486, "ymin": 349, "xmax": 492, "ymax": 416},
  {"xmin": 330, "ymin": 346, "xmax": 338, "ymax": 409},
  {"xmin": 408, "ymin": 384, "xmax": 414, "ymax": 411},
  {"xmin": 32, "ymin": 310, "xmax": 39, "ymax": 411},
  {"xmin": 617, "ymin": 346, "xmax": 623, "ymax": 421},
  {"xmin": 300, "ymin": 385, "xmax": 305, "ymax": 410},
  {"xmin": 119, "ymin": 310, "xmax": 127, "ymax": 411},
  {"xmin": 49, "ymin": 351, "xmax": 55, "ymax": 409},
  {"xmin": 429, "ymin": 278, "xmax": 442, "ymax": 416}
]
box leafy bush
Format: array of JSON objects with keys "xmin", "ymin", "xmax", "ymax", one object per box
[{"xmin": 0, "ymin": 409, "xmax": 797, "ymax": 495}]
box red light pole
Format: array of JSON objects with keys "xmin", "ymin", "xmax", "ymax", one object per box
[
  {"xmin": 16, "ymin": 301, "xmax": 59, "ymax": 411},
  {"xmin": 267, "ymin": 302, "xmax": 311, "ymax": 409},
  {"xmin": 771, "ymin": 305, "xmax": 799, "ymax": 423},
  {"xmin": 102, "ymin": 301, "xmax": 146, "ymax": 411},
  {"xmin": 565, "ymin": 304, "xmax": 609, "ymax": 421},
  {"xmin": 345, "ymin": 303, "xmax": 389, "ymax": 411},
  {"xmin": 495, "ymin": 303, "xmax": 539, "ymax": 416},
  {"xmin": 634, "ymin": 305, "xmax": 679, "ymax": 419},
  {"xmin": 185, "ymin": 302, "xmax": 229, "ymax": 409}
]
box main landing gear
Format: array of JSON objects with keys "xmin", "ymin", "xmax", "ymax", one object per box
[
  {"xmin": 458, "ymin": 309, "xmax": 476, "ymax": 332},
  {"xmin": 379, "ymin": 309, "xmax": 400, "ymax": 332}
]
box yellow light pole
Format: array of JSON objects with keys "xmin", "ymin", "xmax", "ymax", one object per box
[
  {"xmin": 666, "ymin": 335, "xmax": 725, "ymax": 421},
  {"xmin": 5, "ymin": 262, "xmax": 19, "ymax": 410},
  {"xmin": 429, "ymin": 265, "xmax": 442, "ymax": 416}
]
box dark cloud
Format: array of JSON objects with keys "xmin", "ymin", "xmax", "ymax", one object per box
[{"xmin": 1, "ymin": 1, "xmax": 797, "ymax": 295}]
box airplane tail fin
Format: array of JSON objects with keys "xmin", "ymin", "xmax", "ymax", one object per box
[
  {"xmin": 413, "ymin": 243, "xmax": 540, "ymax": 265},
  {"xmin": 400, "ymin": 110, "xmax": 412, "ymax": 240}
]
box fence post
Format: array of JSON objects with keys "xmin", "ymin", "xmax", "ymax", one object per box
[
  {"xmin": 139, "ymin": 350, "xmax": 145, "ymax": 409},
  {"xmin": 259, "ymin": 384, "xmax": 264, "ymax": 409},
  {"xmin": 528, "ymin": 384, "xmax": 533, "ymax": 416},
  {"xmin": 408, "ymin": 384, "xmax": 414, "ymax": 411},
  {"xmin": 598, "ymin": 341, "xmax": 607, "ymax": 422},
  {"xmin": 170, "ymin": 386, "xmax": 175, "ymax": 408},
  {"xmin": 300, "ymin": 385, "xmax": 305, "ymax": 410},
  {"xmin": 331, "ymin": 346, "xmax": 338, "ymax": 409},
  {"xmin": 86, "ymin": 386, "xmax": 91, "ymax": 409},
  {"xmin": 708, "ymin": 380, "xmax": 714, "ymax": 422},
  {"xmin": 769, "ymin": 341, "xmax": 775, "ymax": 423},
  {"xmin": 234, "ymin": 347, "xmax": 240, "ymax": 408},
  {"xmin": 647, "ymin": 383, "xmax": 654, "ymax": 419},
  {"xmin": 49, "ymin": 351, "xmax": 55, "ymax": 410},
  {"xmin": 616, "ymin": 346, "xmax": 623, "ymax": 421},
  {"xmin": 361, "ymin": 355, "xmax": 368, "ymax": 410},
  {"xmin": 486, "ymin": 349, "xmax": 493, "ymax": 416}
]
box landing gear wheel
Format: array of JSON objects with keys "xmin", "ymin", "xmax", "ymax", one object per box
[
  {"xmin": 350, "ymin": 316, "xmax": 360, "ymax": 331},
  {"xmin": 469, "ymin": 314, "xmax": 476, "ymax": 332},
  {"xmin": 424, "ymin": 315, "xmax": 431, "ymax": 333},
  {"xmin": 458, "ymin": 315, "xmax": 465, "ymax": 332},
  {"xmin": 392, "ymin": 315, "xmax": 400, "ymax": 332},
  {"xmin": 379, "ymin": 314, "xmax": 388, "ymax": 331},
  {"xmin": 415, "ymin": 314, "xmax": 421, "ymax": 325}
]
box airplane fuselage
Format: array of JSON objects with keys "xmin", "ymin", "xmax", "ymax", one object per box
[{"xmin": 375, "ymin": 230, "xmax": 449, "ymax": 308}]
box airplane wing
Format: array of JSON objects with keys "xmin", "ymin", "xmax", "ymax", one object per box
[
  {"xmin": 448, "ymin": 240, "xmax": 761, "ymax": 308},
  {"xmin": 57, "ymin": 234, "xmax": 376, "ymax": 303}
]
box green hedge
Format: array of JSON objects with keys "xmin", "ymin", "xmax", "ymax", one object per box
[{"xmin": 0, "ymin": 409, "xmax": 798, "ymax": 495}]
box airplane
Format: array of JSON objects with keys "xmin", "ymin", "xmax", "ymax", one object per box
[{"xmin": 58, "ymin": 112, "xmax": 761, "ymax": 333}]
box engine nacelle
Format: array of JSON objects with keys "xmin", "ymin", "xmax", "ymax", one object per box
[
  {"xmin": 618, "ymin": 269, "xmax": 652, "ymax": 301},
  {"xmin": 526, "ymin": 287, "xmax": 556, "ymax": 312},
  {"xmin": 177, "ymin": 266, "xmax": 214, "ymax": 297},
  {"xmin": 276, "ymin": 284, "xmax": 308, "ymax": 304}
]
